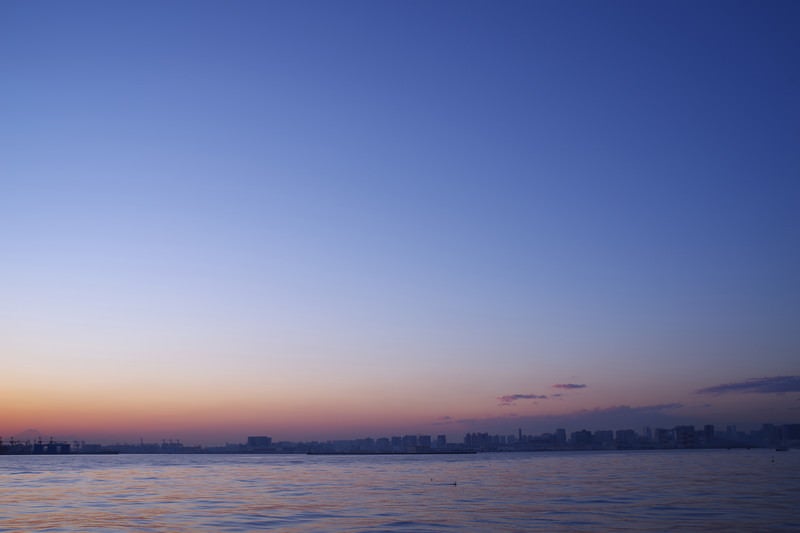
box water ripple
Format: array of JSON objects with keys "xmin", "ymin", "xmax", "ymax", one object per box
[{"xmin": 1, "ymin": 450, "xmax": 799, "ymax": 531}]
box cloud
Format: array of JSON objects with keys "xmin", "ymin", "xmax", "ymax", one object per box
[
  {"xmin": 497, "ymin": 385, "xmax": 587, "ymax": 406},
  {"xmin": 571, "ymin": 403, "xmax": 683, "ymax": 416},
  {"xmin": 497, "ymin": 393, "xmax": 548, "ymax": 406},
  {"xmin": 696, "ymin": 376, "xmax": 800, "ymax": 395},
  {"xmin": 440, "ymin": 402, "xmax": 687, "ymax": 435}
]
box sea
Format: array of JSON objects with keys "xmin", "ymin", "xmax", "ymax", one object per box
[{"xmin": 1, "ymin": 449, "xmax": 798, "ymax": 532}]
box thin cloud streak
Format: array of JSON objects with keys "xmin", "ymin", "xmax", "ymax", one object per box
[
  {"xmin": 497, "ymin": 393, "xmax": 548, "ymax": 406},
  {"xmin": 583, "ymin": 402, "xmax": 684, "ymax": 414},
  {"xmin": 552, "ymin": 384, "xmax": 587, "ymax": 390},
  {"xmin": 696, "ymin": 376, "xmax": 800, "ymax": 395},
  {"xmin": 435, "ymin": 402, "xmax": 686, "ymax": 433}
]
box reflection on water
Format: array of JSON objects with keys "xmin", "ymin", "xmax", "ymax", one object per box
[{"xmin": 1, "ymin": 450, "xmax": 798, "ymax": 531}]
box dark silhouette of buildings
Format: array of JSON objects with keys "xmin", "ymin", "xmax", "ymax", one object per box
[{"xmin": 2, "ymin": 422, "xmax": 799, "ymax": 455}]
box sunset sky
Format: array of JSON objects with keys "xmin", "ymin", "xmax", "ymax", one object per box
[{"xmin": 2, "ymin": 0, "xmax": 798, "ymax": 444}]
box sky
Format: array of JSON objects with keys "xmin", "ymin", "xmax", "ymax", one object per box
[{"xmin": 2, "ymin": 0, "xmax": 799, "ymax": 445}]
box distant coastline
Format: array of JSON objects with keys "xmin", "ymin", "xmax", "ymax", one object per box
[{"xmin": 2, "ymin": 422, "xmax": 798, "ymax": 456}]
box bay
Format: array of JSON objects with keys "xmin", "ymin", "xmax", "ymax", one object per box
[{"xmin": 1, "ymin": 449, "xmax": 798, "ymax": 531}]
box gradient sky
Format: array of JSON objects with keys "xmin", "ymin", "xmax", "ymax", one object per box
[{"xmin": 2, "ymin": 0, "xmax": 799, "ymax": 444}]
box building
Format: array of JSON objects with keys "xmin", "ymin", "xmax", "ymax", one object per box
[
  {"xmin": 571, "ymin": 430, "xmax": 592, "ymax": 448},
  {"xmin": 702, "ymin": 425, "xmax": 715, "ymax": 446},
  {"xmin": 655, "ymin": 428, "xmax": 673, "ymax": 447},
  {"xmin": 402, "ymin": 435, "xmax": 418, "ymax": 451},
  {"xmin": 246, "ymin": 436, "xmax": 272, "ymax": 450},
  {"xmin": 615, "ymin": 429, "xmax": 637, "ymax": 449},
  {"xmin": 674, "ymin": 426, "xmax": 696, "ymax": 448},
  {"xmin": 593, "ymin": 430, "xmax": 614, "ymax": 448}
]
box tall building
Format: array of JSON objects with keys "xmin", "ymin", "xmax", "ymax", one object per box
[
  {"xmin": 571, "ymin": 430, "xmax": 592, "ymax": 448},
  {"xmin": 247, "ymin": 436, "xmax": 272, "ymax": 450},
  {"xmin": 615, "ymin": 429, "xmax": 637, "ymax": 448},
  {"xmin": 593, "ymin": 430, "xmax": 614, "ymax": 448},
  {"xmin": 703, "ymin": 425, "xmax": 715, "ymax": 445},
  {"xmin": 402, "ymin": 435, "xmax": 418, "ymax": 451},
  {"xmin": 674, "ymin": 426, "xmax": 696, "ymax": 448},
  {"xmin": 655, "ymin": 428, "xmax": 673, "ymax": 447}
]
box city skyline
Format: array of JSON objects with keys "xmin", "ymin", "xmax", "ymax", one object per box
[
  {"xmin": 2, "ymin": 1, "xmax": 799, "ymax": 445},
  {"xmin": 4, "ymin": 419, "xmax": 797, "ymax": 452}
]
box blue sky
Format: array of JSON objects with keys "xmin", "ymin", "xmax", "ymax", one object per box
[{"xmin": 1, "ymin": 0, "xmax": 798, "ymax": 442}]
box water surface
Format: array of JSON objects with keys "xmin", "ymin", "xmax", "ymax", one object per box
[{"xmin": 1, "ymin": 449, "xmax": 798, "ymax": 531}]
